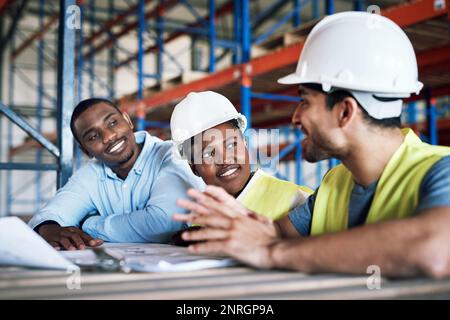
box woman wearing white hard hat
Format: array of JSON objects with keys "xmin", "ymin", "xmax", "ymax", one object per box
[
  {"xmin": 170, "ymin": 91, "xmax": 312, "ymax": 222},
  {"xmin": 174, "ymin": 12, "xmax": 450, "ymax": 278}
]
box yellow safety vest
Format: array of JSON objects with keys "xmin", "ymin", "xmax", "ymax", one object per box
[
  {"xmin": 311, "ymin": 128, "xmax": 450, "ymax": 235},
  {"xmin": 237, "ymin": 169, "xmax": 313, "ymax": 220}
]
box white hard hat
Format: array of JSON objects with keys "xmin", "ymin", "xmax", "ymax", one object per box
[
  {"xmin": 170, "ymin": 91, "xmax": 247, "ymax": 155},
  {"xmin": 278, "ymin": 11, "xmax": 423, "ymax": 97}
]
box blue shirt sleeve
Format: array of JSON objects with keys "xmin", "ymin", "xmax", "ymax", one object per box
[
  {"xmin": 28, "ymin": 166, "xmax": 97, "ymax": 230},
  {"xmin": 82, "ymin": 150, "xmax": 204, "ymax": 243},
  {"xmin": 287, "ymin": 189, "xmax": 316, "ymax": 236},
  {"xmin": 415, "ymin": 155, "xmax": 450, "ymax": 214}
]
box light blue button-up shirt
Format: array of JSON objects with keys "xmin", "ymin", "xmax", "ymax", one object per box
[{"xmin": 28, "ymin": 131, "xmax": 205, "ymax": 243}]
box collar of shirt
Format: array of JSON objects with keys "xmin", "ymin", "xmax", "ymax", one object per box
[{"xmin": 101, "ymin": 131, "xmax": 155, "ymax": 181}]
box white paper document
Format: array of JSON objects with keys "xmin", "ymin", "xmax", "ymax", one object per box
[
  {"xmin": 0, "ymin": 217, "xmax": 236, "ymax": 272},
  {"xmin": 0, "ymin": 217, "xmax": 73, "ymax": 270},
  {"xmin": 61, "ymin": 243, "xmax": 237, "ymax": 272}
]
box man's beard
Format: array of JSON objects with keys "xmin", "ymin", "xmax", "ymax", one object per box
[
  {"xmin": 109, "ymin": 149, "xmax": 135, "ymax": 168},
  {"xmin": 303, "ymin": 133, "xmax": 336, "ymax": 163},
  {"xmin": 303, "ymin": 145, "xmax": 331, "ymax": 162}
]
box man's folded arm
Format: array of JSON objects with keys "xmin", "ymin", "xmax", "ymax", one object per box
[
  {"xmin": 82, "ymin": 160, "xmax": 204, "ymax": 243},
  {"xmin": 28, "ymin": 170, "xmax": 96, "ymax": 231}
]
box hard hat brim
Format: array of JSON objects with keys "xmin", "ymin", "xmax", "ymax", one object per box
[
  {"xmin": 278, "ymin": 72, "xmax": 424, "ymax": 96},
  {"xmin": 277, "ymin": 73, "xmax": 305, "ymax": 85}
]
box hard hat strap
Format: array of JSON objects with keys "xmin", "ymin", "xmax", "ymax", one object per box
[{"xmin": 349, "ymin": 90, "xmax": 403, "ymax": 120}]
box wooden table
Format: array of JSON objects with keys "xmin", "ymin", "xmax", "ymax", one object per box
[{"xmin": 2, "ymin": 265, "xmax": 450, "ymax": 299}]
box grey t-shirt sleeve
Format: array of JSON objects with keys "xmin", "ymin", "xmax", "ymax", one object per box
[
  {"xmin": 286, "ymin": 154, "xmax": 450, "ymax": 235},
  {"xmin": 415, "ymin": 155, "xmax": 450, "ymax": 214},
  {"xmin": 287, "ymin": 189, "xmax": 317, "ymax": 236}
]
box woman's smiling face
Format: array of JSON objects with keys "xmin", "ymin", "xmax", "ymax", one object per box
[{"xmin": 191, "ymin": 122, "xmax": 251, "ymax": 197}]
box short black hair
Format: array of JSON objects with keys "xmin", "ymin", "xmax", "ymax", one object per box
[
  {"xmin": 70, "ymin": 98, "xmax": 121, "ymax": 144},
  {"xmin": 226, "ymin": 119, "xmax": 240, "ymax": 130},
  {"xmin": 325, "ymin": 90, "xmax": 401, "ymax": 129},
  {"xmin": 301, "ymin": 83, "xmax": 401, "ymax": 129}
]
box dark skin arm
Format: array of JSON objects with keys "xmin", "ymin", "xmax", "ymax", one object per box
[
  {"xmin": 174, "ymin": 186, "xmax": 450, "ymax": 278},
  {"xmin": 38, "ymin": 224, "xmax": 103, "ymax": 250}
]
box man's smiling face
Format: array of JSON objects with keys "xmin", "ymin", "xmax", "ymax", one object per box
[
  {"xmin": 292, "ymin": 85, "xmax": 336, "ymax": 162},
  {"xmin": 74, "ymin": 102, "xmax": 139, "ymax": 170}
]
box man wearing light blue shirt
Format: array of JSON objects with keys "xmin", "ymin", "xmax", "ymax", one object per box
[{"xmin": 29, "ymin": 98, "xmax": 204, "ymax": 249}]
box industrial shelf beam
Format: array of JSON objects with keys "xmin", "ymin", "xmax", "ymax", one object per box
[
  {"xmin": 407, "ymin": 85, "xmax": 450, "ymax": 102},
  {"xmin": 11, "ymin": 14, "xmax": 58, "ymax": 60},
  {"xmin": 84, "ymin": 0, "xmax": 179, "ymax": 60},
  {"xmin": 417, "ymin": 44, "xmax": 450, "ymax": 75},
  {"xmin": 115, "ymin": 0, "xmax": 234, "ymax": 69},
  {"xmin": 383, "ymin": 0, "xmax": 449, "ymax": 27},
  {"xmin": 0, "ymin": 0, "xmax": 30, "ymax": 52},
  {"xmin": 0, "ymin": 102, "xmax": 60, "ymax": 157},
  {"xmin": 10, "ymin": 0, "xmax": 84, "ymax": 60},
  {"xmin": 83, "ymin": 0, "xmax": 152, "ymax": 46},
  {"xmin": 56, "ymin": 0, "xmax": 76, "ymax": 188}
]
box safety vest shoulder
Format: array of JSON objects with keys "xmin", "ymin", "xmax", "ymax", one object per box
[
  {"xmin": 311, "ymin": 129, "xmax": 450, "ymax": 235},
  {"xmin": 238, "ymin": 170, "xmax": 313, "ymax": 220}
]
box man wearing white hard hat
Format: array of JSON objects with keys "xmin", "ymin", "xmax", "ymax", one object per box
[
  {"xmin": 170, "ymin": 91, "xmax": 312, "ymax": 223},
  {"xmin": 173, "ymin": 12, "xmax": 450, "ymax": 277}
]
